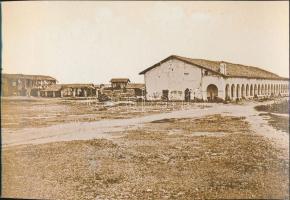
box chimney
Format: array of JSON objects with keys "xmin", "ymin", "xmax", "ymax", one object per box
[{"xmin": 219, "ymin": 62, "xmax": 227, "ymax": 75}]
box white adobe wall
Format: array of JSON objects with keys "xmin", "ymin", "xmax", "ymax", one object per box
[{"xmin": 144, "ymin": 58, "xmax": 204, "ymax": 100}]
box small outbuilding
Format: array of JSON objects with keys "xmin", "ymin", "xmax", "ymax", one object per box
[{"xmin": 110, "ymin": 78, "xmax": 130, "ymax": 89}]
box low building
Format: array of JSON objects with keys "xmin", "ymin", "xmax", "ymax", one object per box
[
  {"xmin": 139, "ymin": 55, "xmax": 289, "ymax": 101},
  {"xmin": 40, "ymin": 84, "xmax": 97, "ymax": 98},
  {"xmin": 98, "ymin": 79, "xmax": 145, "ymax": 101},
  {"xmin": 126, "ymin": 83, "xmax": 145, "ymax": 97},
  {"xmin": 110, "ymin": 78, "xmax": 130, "ymax": 89},
  {"xmin": 2, "ymin": 73, "xmax": 57, "ymax": 97}
]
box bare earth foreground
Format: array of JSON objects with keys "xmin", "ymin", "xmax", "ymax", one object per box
[{"xmin": 1, "ymin": 97, "xmax": 289, "ymax": 199}]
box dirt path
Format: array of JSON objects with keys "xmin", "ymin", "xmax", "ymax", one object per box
[
  {"xmin": 3, "ymin": 109, "xmax": 288, "ymax": 199},
  {"xmin": 2, "ymin": 99, "xmax": 289, "ymax": 199},
  {"xmin": 3, "ymin": 100, "xmax": 289, "ymax": 153}
]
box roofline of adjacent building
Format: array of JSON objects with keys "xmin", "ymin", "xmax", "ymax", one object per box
[
  {"xmin": 224, "ymin": 76, "xmax": 289, "ymax": 81},
  {"xmin": 110, "ymin": 78, "xmax": 131, "ymax": 83},
  {"xmin": 42, "ymin": 83, "xmax": 96, "ymax": 91},
  {"xmin": 2, "ymin": 73, "xmax": 57, "ymax": 81},
  {"xmin": 138, "ymin": 55, "xmax": 225, "ymax": 76}
]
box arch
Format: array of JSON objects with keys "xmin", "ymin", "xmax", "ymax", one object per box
[
  {"xmin": 225, "ymin": 84, "xmax": 230, "ymax": 100},
  {"xmin": 241, "ymin": 84, "xmax": 245, "ymax": 98},
  {"xmin": 207, "ymin": 84, "xmax": 218, "ymax": 101},
  {"xmin": 246, "ymin": 84, "xmax": 249, "ymax": 97},
  {"xmin": 254, "ymin": 84, "xmax": 257, "ymax": 96},
  {"xmin": 258, "ymin": 84, "xmax": 261, "ymax": 95},
  {"xmin": 231, "ymin": 84, "xmax": 235, "ymax": 99},
  {"xmin": 271, "ymin": 84, "xmax": 274, "ymax": 95},
  {"xmin": 250, "ymin": 84, "xmax": 253, "ymax": 96},
  {"xmin": 236, "ymin": 84, "xmax": 240, "ymax": 98},
  {"xmin": 268, "ymin": 84, "xmax": 271, "ymax": 95},
  {"xmin": 261, "ymin": 84, "xmax": 264, "ymax": 95}
]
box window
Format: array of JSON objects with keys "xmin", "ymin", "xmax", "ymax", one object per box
[
  {"xmin": 204, "ymin": 71, "xmax": 208, "ymax": 76},
  {"xmin": 184, "ymin": 73, "xmax": 189, "ymax": 75}
]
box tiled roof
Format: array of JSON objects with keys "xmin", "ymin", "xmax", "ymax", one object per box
[
  {"xmin": 2, "ymin": 73, "xmax": 57, "ymax": 81},
  {"xmin": 139, "ymin": 55, "xmax": 288, "ymax": 80},
  {"xmin": 61, "ymin": 84, "xmax": 95, "ymax": 89},
  {"xmin": 110, "ymin": 78, "xmax": 130, "ymax": 83}
]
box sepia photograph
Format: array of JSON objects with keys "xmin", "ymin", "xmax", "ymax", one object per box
[{"xmin": 1, "ymin": 1, "xmax": 289, "ymax": 199}]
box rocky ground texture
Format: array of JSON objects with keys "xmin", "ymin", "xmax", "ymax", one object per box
[{"xmin": 2, "ymin": 97, "xmax": 289, "ymax": 199}]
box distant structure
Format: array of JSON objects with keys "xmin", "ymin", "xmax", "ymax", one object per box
[
  {"xmin": 99, "ymin": 78, "xmax": 145, "ymax": 101},
  {"xmin": 110, "ymin": 78, "xmax": 130, "ymax": 89},
  {"xmin": 2, "ymin": 73, "xmax": 57, "ymax": 97},
  {"xmin": 40, "ymin": 84, "xmax": 97, "ymax": 98},
  {"xmin": 1, "ymin": 73, "xmax": 145, "ymax": 101},
  {"xmin": 139, "ymin": 55, "xmax": 289, "ymax": 101}
]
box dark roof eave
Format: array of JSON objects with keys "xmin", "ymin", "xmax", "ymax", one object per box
[
  {"xmin": 2, "ymin": 73, "xmax": 57, "ymax": 81},
  {"xmin": 224, "ymin": 75, "xmax": 289, "ymax": 80},
  {"xmin": 110, "ymin": 78, "xmax": 130, "ymax": 83}
]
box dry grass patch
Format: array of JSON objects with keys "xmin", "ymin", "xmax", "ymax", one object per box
[{"xmin": 3, "ymin": 114, "xmax": 289, "ymax": 199}]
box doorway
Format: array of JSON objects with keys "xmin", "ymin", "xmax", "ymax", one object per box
[
  {"xmin": 184, "ymin": 88, "xmax": 191, "ymax": 102},
  {"xmin": 207, "ymin": 84, "xmax": 218, "ymax": 101},
  {"xmin": 162, "ymin": 90, "xmax": 169, "ymax": 101}
]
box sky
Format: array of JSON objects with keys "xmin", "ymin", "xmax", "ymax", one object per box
[{"xmin": 2, "ymin": 1, "xmax": 289, "ymax": 84}]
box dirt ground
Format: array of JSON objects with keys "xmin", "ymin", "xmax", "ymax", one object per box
[
  {"xmin": 1, "ymin": 97, "xmax": 194, "ymax": 130},
  {"xmin": 1, "ymin": 97, "xmax": 289, "ymax": 199}
]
